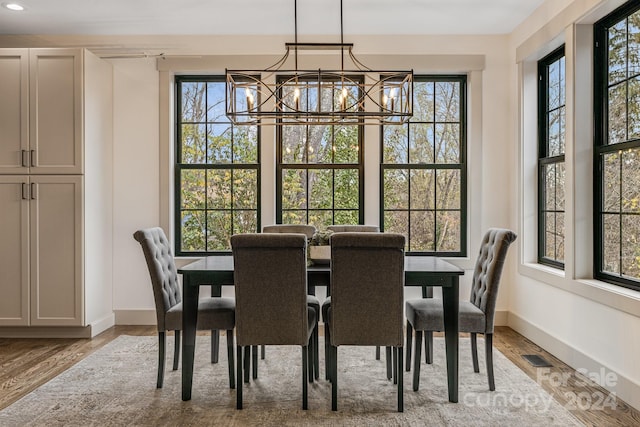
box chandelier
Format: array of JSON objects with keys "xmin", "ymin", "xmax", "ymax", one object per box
[{"xmin": 225, "ymin": 0, "xmax": 413, "ymax": 125}]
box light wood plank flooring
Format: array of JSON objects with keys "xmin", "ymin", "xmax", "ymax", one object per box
[{"xmin": 0, "ymin": 326, "xmax": 638, "ymax": 425}]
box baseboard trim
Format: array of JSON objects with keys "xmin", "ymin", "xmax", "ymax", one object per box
[
  {"xmin": 114, "ymin": 310, "xmax": 157, "ymax": 325},
  {"xmin": 508, "ymin": 311, "xmax": 640, "ymax": 411},
  {"xmin": 0, "ymin": 326, "xmax": 92, "ymax": 339},
  {"xmin": 89, "ymin": 313, "xmax": 115, "ymax": 337}
]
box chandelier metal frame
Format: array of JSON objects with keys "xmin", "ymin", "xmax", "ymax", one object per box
[{"xmin": 225, "ymin": 0, "xmax": 413, "ymax": 125}]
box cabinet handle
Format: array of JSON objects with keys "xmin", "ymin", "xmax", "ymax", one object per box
[
  {"xmin": 21, "ymin": 183, "xmax": 28, "ymax": 200},
  {"xmin": 30, "ymin": 183, "xmax": 36, "ymax": 200},
  {"xmin": 21, "ymin": 150, "xmax": 28, "ymax": 167},
  {"xmin": 30, "ymin": 150, "xmax": 35, "ymax": 167}
]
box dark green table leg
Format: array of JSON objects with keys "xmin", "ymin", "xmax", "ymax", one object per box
[
  {"xmin": 182, "ymin": 274, "xmax": 200, "ymax": 401},
  {"xmin": 442, "ymin": 276, "xmax": 459, "ymax": 403}
]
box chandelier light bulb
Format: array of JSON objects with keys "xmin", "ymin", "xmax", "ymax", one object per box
[
  {"xmin": 339, "ymin": 87, "xmax": 348, "ymax": 110},
  {"xmin": 389, "ymin": 88, "xmax": 396, "ymax": 110},
  {"xmin": 245, "ymin": 88, "xmax": 254, "ymax": 110},
  {"xmin": 293, "ymin": 87, "xmax": 301, "ymax": 110}
]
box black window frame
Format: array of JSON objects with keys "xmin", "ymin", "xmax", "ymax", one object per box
[
  {"xmin": 380, "ymin": 74, "xmax": 467, "ymax": 256},
  {"xmin": 174, "ymin": 75, "xmax": 261, "ymax": 256},
  {"xmin": 594, "ymin": 0, "xmax": 640, "ymax": 290},
  {"xmin": 275, "ymin": 75, "xmax": 365, "ymax": 227},
  {"xmin": 538, "ymin": 46, "xmax": 566, "ymax": 269}
]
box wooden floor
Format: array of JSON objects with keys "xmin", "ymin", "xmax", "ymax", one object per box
[{"xmin": 0, "ymin": 325, "xmax": 638, "ymax": 425}]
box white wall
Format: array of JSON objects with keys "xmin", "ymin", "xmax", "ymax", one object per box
[
  {"xmin": 509, "ymin": 0, "xmax": 640, "ymax": 410},
  {"xmin": 110, "ymin": 58, "xmax": 160, "ymax": 324}
]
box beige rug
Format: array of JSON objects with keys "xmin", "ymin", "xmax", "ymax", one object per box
[{"xmin": 0, "ymin": 335, "xmax": 582, "ymax": 426}]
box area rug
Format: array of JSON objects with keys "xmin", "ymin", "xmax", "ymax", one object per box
[{"xmin": 0, "ymin": 335, "xmax": 582, "ymax": 426}]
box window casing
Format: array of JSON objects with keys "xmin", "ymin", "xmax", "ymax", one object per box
[
  {"xmin": 538, "ymin": 46, "xmax": 566, "ymax": 268},
  {"xmin": 276, "ymin": 76, "xmax": 364, "ymax": 229},
  {"xmin": 594, "ymin": 1, "xmax": 640, "ymax": 289},
  {"xmin": 381, "ymin": 75, "xmax": 467, "ymax": 255},
  {"xmin": 175, "ymin": 76, "xmax": 260, "ymax": 255}
]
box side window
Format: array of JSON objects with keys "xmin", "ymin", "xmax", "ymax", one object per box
[
  {"xmin": 381, "ymin": 76, "xmax": 467, "ymax": 255},
  {"xmin": 175, "ymin": 76, "xmax": 260, "ymax": 255},
  {"xmin": 538, "ymin": 47, "xmax": 566, "ymax": 268},
  {"xmin": 594, "ymin": 2, "xmax": 640, "ymax": 288}
]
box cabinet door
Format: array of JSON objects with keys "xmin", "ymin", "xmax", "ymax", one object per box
[
  {"xmin": 0, "ymin": 50, "xmax": 29, "ymax": 174},
  {"xmin": 30, "ymin": 176, "xmax": 83, "ymax": 326},
  {"xmin": 0, "ymin": 176, "xmax": 30, "ymax": 325},
  {"xmin": 29, "ymin": 49, "xmax": 83, "ymax": 174}
]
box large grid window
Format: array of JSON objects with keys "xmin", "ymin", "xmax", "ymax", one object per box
[
  {"xmin": 595, "ymin": 1, "xmax": 640, "ymax": 289},
  {"xmin": 538, "ymin": 47, "xmax": 566, "ymax": 268},
  {"xmin": 276, "ymin": 77, "xmax": 364, "ymax": 229},
  {"xmin": 381, "ymin": 75, "xmax": 467, "ymax": 255},
  {"xmin": 175, "ymin": 76, "xmax": 260, "ymax": 255}
]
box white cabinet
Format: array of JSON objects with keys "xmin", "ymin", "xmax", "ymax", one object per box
[
  {"xmin": 0, "ymin": 176, "xmax": 29, "ymax": 326},
  {"xmin": 0, "ymin": 49, "xmax": 113, "ymax": 335},
  {"xmin": 0, "ymin": 176, "xmax": 82, "ymax": 326},
  {"xmin": 0, "ymin": 49, "xmax": 82, "ymax": 174}
]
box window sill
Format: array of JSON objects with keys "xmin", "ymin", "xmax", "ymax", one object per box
[{"xmin": 519, "ymin": 262, "xmax": 640, "ymax": 318}]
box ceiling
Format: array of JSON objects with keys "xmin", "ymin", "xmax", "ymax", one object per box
[{"xmin": 0, "ymin": 0, "xmax": 548, "ymax": 36}]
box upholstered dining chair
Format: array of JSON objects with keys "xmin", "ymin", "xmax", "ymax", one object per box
[
  {"xmin": 231, "ymin": 233, "xmax": 316, "ymax": 410},
  {"xmin": 322, "ymin": 224, "xmax": 384, "ymax": 378},
  {"xmin": 326, "ymin": 232, "xmax": 405, "ymax": 412},
  {"xmin": 405, "ymin": 228, "xmax": 517, "ymax": 392},
  {"xmin": 262, "ymin": 223, "xmax": 320, "ymax": 380},
  {"xmin": 133, "ymin": 227, "xmax": 236, "ymax": 389}
]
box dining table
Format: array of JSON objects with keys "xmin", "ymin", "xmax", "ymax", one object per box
[{"xmin": 178, "ymin": 255, "xmax": 464, "ymax": 403}]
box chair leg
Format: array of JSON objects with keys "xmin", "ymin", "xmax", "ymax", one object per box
[
  {"xmin": 425, "ymin": 331, "xmax": 433, "ymax": 364},
  {"xmin": 325, "ymin": 323, "xmax": 331, "ymax": 381},
  {"xmin": 331, "ymin": 345, "xmax": 338, "ymax": 411},
  {"xmin": 261, "ymin": 344, "xmax": 265, "ymax": 360},
  {"xmin": 486, "ymin": 333, "xmax": 495, "ymax": 391},
  {"xmin": 471, "ymin": 332, "xmax": 480, "ymax": 373},
  {"xmin": 173, "ymin": 330, "xmax": 180, "ymax": 371},
  {"xmin": 385, "ymin": 346, "xmax": 392, "ymax": 380},
  {"xmin": 397, "ymin": 346, "xmax": 404, "ymax": 412},
  {"xmin": 252, "ymin": 345, "xmax": 258, "ymax": 379},
  {"xmin": 413, "ymin": 330, "xmax": 422, "ymax": 391},
  {"xmin": 302, "ymin": 345, "xmax": 309, "ymax": 410},
  {"xmin": 393, "ymin": 346, "xmax": 397, "ymax": 384},
  {"xmin": 157, "ymin": 331, "xmax": 166, "ymax": 388},
  {"xmin": 405, "ymin": 320, "xmax": 412, "ymax": 372},
  {"xmin": 375, "ymin": 346, "xmax": 381, "ymax": 360},
  {"xmin": 211, "ymin": 330, "xmax": 219, "ymax": 364},
  {"xmin": 236, "ymin": 346, "xmax": 243, "ymax": 409},
  {"xmin": 227, "ymin": 330, "xmax": 235, "ymax": 389},
  {"xmin": 313, "ymin": 323, "xmax": 320, "ymax": 380},
  {"xmin": 308, "ymin": 333, "xmax": 314, "ymax": 384},
  {"xmin": 243, "ymin": 346, "xmax": 250, "ymax": 383}
]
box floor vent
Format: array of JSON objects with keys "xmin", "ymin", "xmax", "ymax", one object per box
[{"xmin": 522, "ymin": 354, "xmax": 552, "ymax": 367}]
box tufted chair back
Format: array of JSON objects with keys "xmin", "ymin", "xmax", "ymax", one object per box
[
  {"xmin": 133, "ymin": 227, "xmax": 181, "ymax": 331},
  {"xmin": 263, "ymin": 224, "xmax": 317, "ymax": 239},
  {"xmin": 469, "ymin": 228, "xmax": 517, "ymax": 333},
  {"xmin": 327, "ymin": 225, "xmax": 380, "ymax": 233}
]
